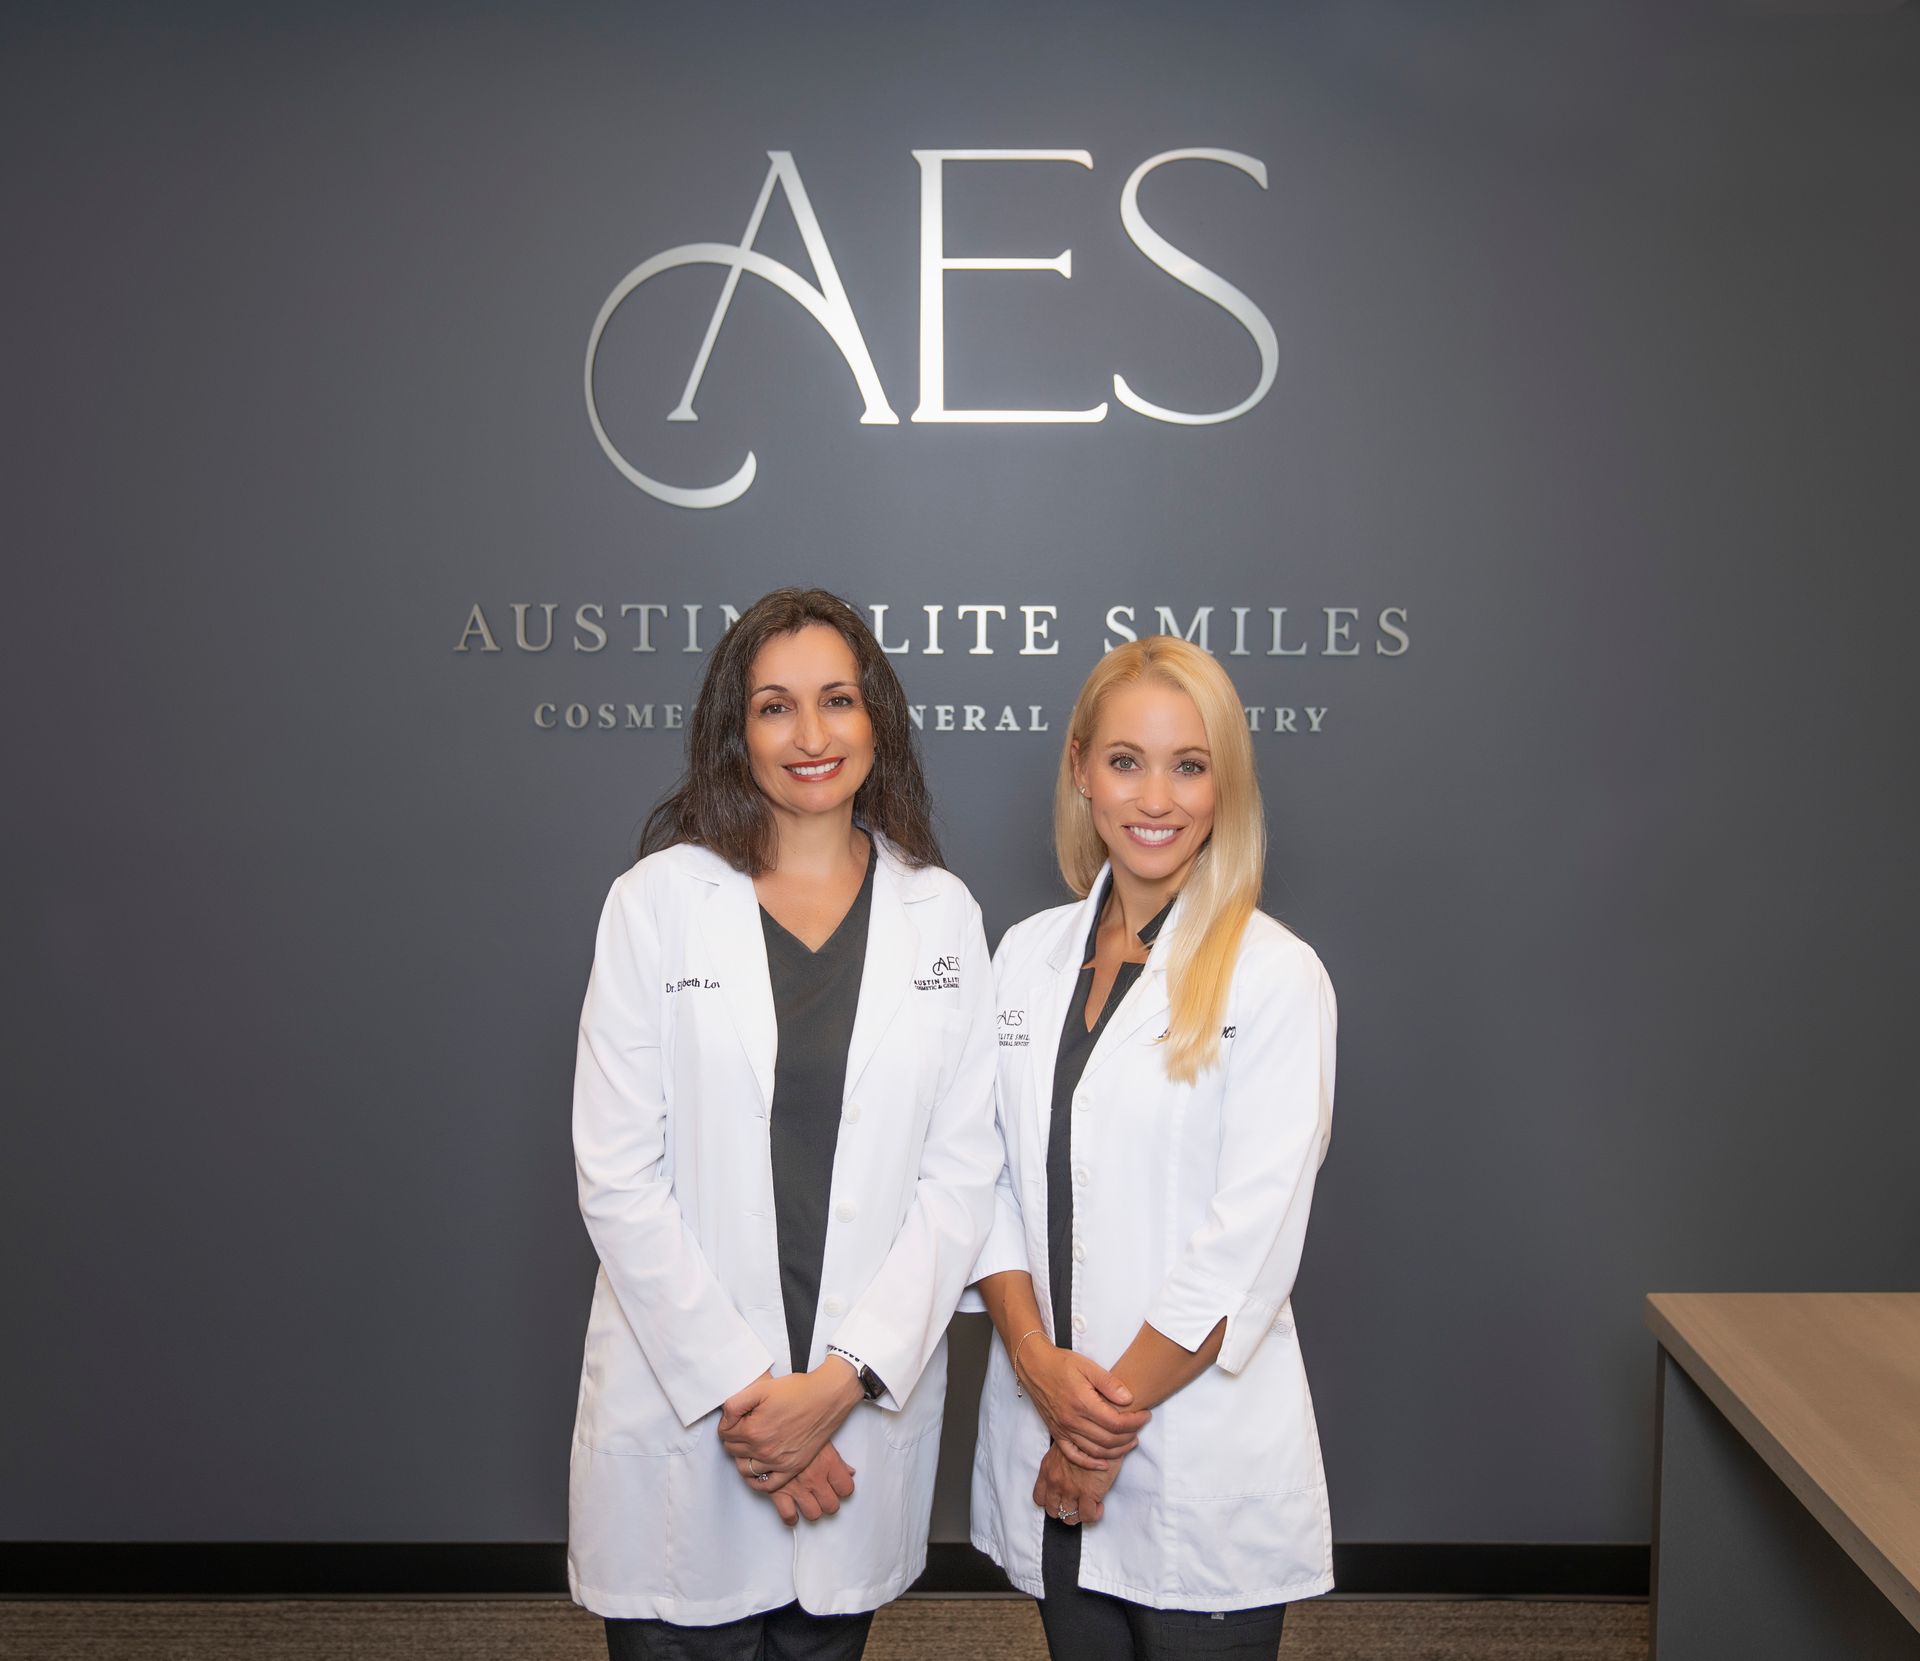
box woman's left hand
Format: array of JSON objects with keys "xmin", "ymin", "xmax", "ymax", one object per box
[
  {"xmin": 719, "ymin": 1363, "xmax": 864, "ymax": 1481},
  {"xmin": 1033, "ymin": 1440, "xmax": 1120, "ymax": 1527}
]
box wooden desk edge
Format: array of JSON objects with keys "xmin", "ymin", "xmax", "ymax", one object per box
[{"xmin": 1645, "ymin": 1294, "xmax": 1920, "ymax": 1636}]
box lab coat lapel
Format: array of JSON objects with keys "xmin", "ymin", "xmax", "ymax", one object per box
[
  {"xmin": 1029, "ymin": 877, "xmax": 1109, "ymax": 1156},
  {"xmin": 706, "ymin": 866, "xmax": 777, "ymax": 1109},
  {"xmin": 843, "ymin": 845, "xmax": 913, "ymax": 1098}
]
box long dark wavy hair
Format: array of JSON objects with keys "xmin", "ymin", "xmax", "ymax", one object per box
[{"xmin": 639, "ymin": 588, "xmax": 943, "ymax": 876}]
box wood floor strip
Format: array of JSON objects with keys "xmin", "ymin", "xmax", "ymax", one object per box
[{"xmin": 0, "ymin": 1596, "xmax": 1648, "ymax": 1660}]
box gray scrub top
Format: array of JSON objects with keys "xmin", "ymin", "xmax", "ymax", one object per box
[{"xmin": 760, "ymin": 847, "xmax": 877, "ymax": 1375}]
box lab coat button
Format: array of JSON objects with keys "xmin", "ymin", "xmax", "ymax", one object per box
[
  {"xmin": 1070, "ymin": 1315, "xmax": 1086, "ymax": 1335},
  {"xmin": 844, "ymin": 1102, "xmax": 862, "ymax": 1123},
  {"xmin": 1072, "ymin": 1167, "xmax": 1089, "ymax": 1186},
  {"xmin": 1071, "ymin": 1242, "xmax": 1085, "ymax": 1263},
  {"xmin": 835, "ymin": 1202, "xmax": 856, "ymax": 1222},
  {"xmin": 824, "ymin": 1296, "xmax": 845, "ymax": 1316}
]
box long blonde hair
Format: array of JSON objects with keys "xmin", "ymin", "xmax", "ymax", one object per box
[{"xmin": 1054, "ymin": 637, "xmax": 1265, "ymax": 1083}]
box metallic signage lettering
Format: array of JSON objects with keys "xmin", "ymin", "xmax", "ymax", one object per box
[{"xmin": 586, "ymin": 148, "xmax": 1279, "ymax": 509}]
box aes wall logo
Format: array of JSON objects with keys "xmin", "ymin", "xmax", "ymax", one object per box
[
  {"xmin": 452, "ymin": 147, "xmax": 1415, "ymax": 734},
  {"xmin": 585, "ymin": 148, "xmax": 1279, "ymax": 508}
]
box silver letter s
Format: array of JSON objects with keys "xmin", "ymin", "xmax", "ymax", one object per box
[{"xmin": 1114, "ymin": 149, "xmax": 1277, "ymax": 426}]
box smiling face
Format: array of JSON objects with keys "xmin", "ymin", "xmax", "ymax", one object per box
[
  {"xmin": 1071, "ymin": 678, "xmax": 1216, "ymax": 897},
  {"xmin": 743, "ymin": 623, "xmax": 876, "ymax": 824}
]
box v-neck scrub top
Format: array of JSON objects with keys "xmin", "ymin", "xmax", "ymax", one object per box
[
  {"xmin": 760, "ymin": 849, "xmax": 877, "ymax": 1375},
  {"xmin": 1045, "ymin": 876, "xmax": 1174, "ymax": 1351}
]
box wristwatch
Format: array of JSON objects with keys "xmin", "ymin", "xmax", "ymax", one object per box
[{"xmin": 826, "ymin": 1344, "xmax": 885, "ymax": 1401}]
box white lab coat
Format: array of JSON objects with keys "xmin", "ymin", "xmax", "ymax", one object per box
[
  {"xmin": 967, "ymin": 873, "xmax": 1338, "ymax": 1611},
  {"xmin": 568, "ymin": 837, "xmax": 1000, "ymax": 1623}
]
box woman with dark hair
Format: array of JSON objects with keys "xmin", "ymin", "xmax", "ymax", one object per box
[{"xmin": 567, "ymin": 588, "xmax": 1000, "ymax": 1661}]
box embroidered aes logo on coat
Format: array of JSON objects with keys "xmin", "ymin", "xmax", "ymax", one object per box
[
  {"xmin": 998, "ymin": 1008, "xmax": 1029, "ymax": 1048},
  {"xmin": 914, "ymin": 954, "xmax": 961, "ymax": 992}
]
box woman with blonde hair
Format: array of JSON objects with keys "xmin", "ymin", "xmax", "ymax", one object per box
[{"xmin": 967, "ymin": 636, "xmax": 1338, "ymax": 1660}]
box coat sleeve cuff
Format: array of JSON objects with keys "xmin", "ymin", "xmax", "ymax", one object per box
[
  {"xmin": 821, "ymin": 1307, "xmax": 913, "ymax": 1412},
  {"xmin": 1144, "ymin": 1272, "xmax": 1281, "ymax": 1376},
  {"xmin": 960, "ymin": 1203, "xmax": 1031, "ymax": 1312},
  {"xmin": 662, "ymin": 1329, "xmax": 777, "ymax": 1427}
]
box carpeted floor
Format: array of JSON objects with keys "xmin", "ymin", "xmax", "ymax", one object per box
[{"xmin": 0, "ymin": 1596, "xmax": 1647, "ymax": 1660}]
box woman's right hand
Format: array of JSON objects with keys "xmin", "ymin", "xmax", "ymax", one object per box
[
  {"xmin": 1034, "ymin": 1439, "xmax": 1120, "ymax": 1526},
  {"xmin": 738, "ymin": 1442, "xmax": 857, "ymax": 1524},
  {"xmin": 1015, "ymin": 1341, "xmax": 1150, "ymax": 1469}
]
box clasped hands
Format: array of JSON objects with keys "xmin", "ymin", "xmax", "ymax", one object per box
[
  {"xmin": 1016, "ymin": 1337, "xmax": 1149, "ymax": 1527},
  {"xmin": 719, "ymin": 1360, "xmax": 864, "ymax": 1526}
]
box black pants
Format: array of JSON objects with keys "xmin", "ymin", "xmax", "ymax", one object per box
[
  {"xmin": 1037, "ymin": 1517, "xmax": 1288, "ymax": 1661},
  {"xmin": 605, "ymin": 1602, "xmax": 874, "ymax": 1661}
]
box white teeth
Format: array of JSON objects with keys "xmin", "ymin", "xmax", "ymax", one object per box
[
  {"xmin": 1129, "ymin": 826, "xmax": 1178, "ymax": 843},
  {"xmin": 789, "ymin": 761, "xmax": 839, "ymax": 777}
]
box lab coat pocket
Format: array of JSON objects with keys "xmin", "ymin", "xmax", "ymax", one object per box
[
  {"xmin": 1164, "ymin": 1487, "xmax": 1331, "ymax": 1601},
  {"xmin": 567, "ymin": 1440, "xmax": 693, "ymax": 1614}
]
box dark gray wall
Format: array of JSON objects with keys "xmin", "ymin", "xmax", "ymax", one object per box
[{"xmin": 3, "ymin": 0, "xmax": 1917, "ymax": 1545}]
